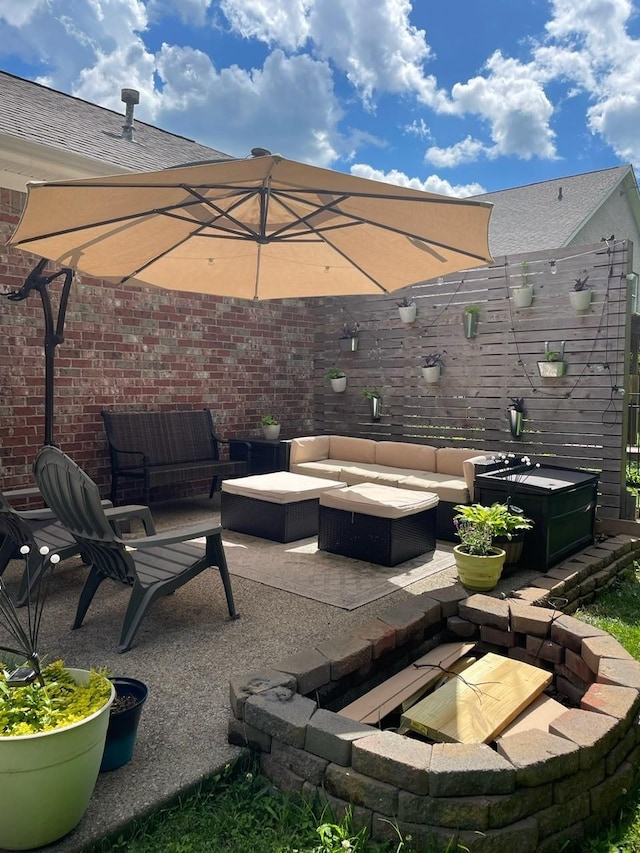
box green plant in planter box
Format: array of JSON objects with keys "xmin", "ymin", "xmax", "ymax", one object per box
[
  {"xmin": 362, "ymin": 387, "xmax": 382, "ymax": 399},
  {"xmin": 452, "ymin": 502, "xmax": 532, "ymax": 555}
]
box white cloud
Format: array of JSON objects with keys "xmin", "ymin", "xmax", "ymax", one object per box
[
  {"xmin": 0, "ymin": 0, "xmax": 42, "ymax": 27},
  {"xmin": 404, "ymin": 118, "xmax": 431, "ymax": 140},
  {"xmin": 220, "ymin": 0, "xmax": 310, "ymax": 51},
  {"xmin": 147, "ymin": 0, "xmax": 212, "ymax": 27},
  {"xmin": 426, "ymin": 136, "xmax": 488, "ymax": 168},
  {"xmin": 350, "ymin": 163, "xmax": 485, "ymax": 198}
]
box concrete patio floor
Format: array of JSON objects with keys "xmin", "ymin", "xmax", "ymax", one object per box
[{"xmin": 0, "ymin": 494, "xmax": 607, "ymax": 852}]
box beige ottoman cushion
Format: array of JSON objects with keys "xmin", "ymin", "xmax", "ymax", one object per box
[
  {"xmin": 222, "ymin": 471, "xmax": 344, "ymax": 504},
  {"xmin": 320, "ymin": 482, "xmax": 438, "ymax": 519}
]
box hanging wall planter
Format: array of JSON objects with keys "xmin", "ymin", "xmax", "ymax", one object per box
[
  {"xmin": 462, "ymin": 305, "xmax": 480, "ymax": 338},
  {"xmin": 325, "ymin": 367, "xmax": 347, "ymax": 392},
  {"xmin": 339, "ymin": 322, "xmax": 359, "ymax": 351},
  {"xmin": 363, "ymin": 389, "xmax": 382, "ymax": 422},
  {"xmin": 507, "ymin": 397, "xmax": 525, "ymax": 438},
  {"xmin": 570, "ymin": 277, "xmax": 591, "ymax": 311},
  {"xmin": 421, "ymin": 352, "xmax": 444, "ymax": 383},
  {"xmin": 511, "ymin": 285, "xmax": 533, "ymax": 308},
  {"xmin": 396, "ymin": 298, "xmax": 417, "ymax": 323},
  {"xmin": 537, "ymin": 341, "xmax": 566, "ymax": 377}
]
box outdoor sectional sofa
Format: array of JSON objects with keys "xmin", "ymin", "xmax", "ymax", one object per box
[{"xmin": 288, "ymin": 435, "xmax": 486, "ymax": 540}]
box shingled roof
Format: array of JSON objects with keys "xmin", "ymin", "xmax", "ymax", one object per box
[
  {"xmin": 0, "ymin": 70, "xmax": 229, "ymax": 175},
  {"xmin": 474, "ymin": 165, "xmax": 635, "ymax": 256}
]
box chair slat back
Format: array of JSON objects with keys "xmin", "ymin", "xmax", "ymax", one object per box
[
  {"xmin": 0, "ymin": 489, "xmax": 36, "ymax": 549},
  {"xmin": 33, "ymin": 447, "xmax": 134, "ymax": 584}
]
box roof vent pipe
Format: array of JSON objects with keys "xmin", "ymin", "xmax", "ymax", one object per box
[{"xmin": 121, "ymin": 88, "xmax": 140, "ymax": 141}]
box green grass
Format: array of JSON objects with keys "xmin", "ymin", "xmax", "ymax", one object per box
[
  {"xmin": 574, "ymin": 563, "xmax": 640, "ymax": 853},
  {"xmin": 85, "ymin": 754, "xmax": 417, "ymax": 853},
  {"xmin": 87, "ymin": 566, "xmax": 640, "ymax": 853}
]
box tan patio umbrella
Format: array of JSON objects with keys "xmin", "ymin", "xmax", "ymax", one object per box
[{"xmin": 10, "ymin": 154, "xmax": 493, "ymax": 299}]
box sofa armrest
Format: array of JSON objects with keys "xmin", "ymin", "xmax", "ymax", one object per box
[
  {"xmin": 462, "ymin": 455, "xmax": 494, "ymax": 502},
  {"xmin": 289, "ymin": 435, "xmax": 331, "ymax": 467}
]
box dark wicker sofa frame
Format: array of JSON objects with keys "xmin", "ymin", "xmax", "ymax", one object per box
[{"xmin": 102, "ymin": 409, "xmax": 249, "ymax": 505}]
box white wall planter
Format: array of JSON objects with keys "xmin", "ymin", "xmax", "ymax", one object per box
[
  {"xmin": 537, "ymin": 360, "xmax": 566, "ymax": 377},
  {"xmin": 0, "ymin": 669, "xmax": 114, "ymax": 851},
  {"xmin": 463, "ymin": 310, "xmax": 479, "ymax": 339},
  {"xmin": 262, "ymin": 424, "xmax": 281, "ymax": 440},
  {"xmin": 398, "ymin": 303, "xmax": 417, "ymax": 323},
  {"xmin": 570, "ymin": 289, "xmax": 591, "ymax": 311},
  {"xmin": 330, "ymin": 376, "xmax": 347, "ymax": 392},
  {"xmin": 422, "ymin": 365, "xmax": 441, "ymax": 383},
  {"xmin": 511, "ymin": 285, "xmax": 533, "ymax": 308}
]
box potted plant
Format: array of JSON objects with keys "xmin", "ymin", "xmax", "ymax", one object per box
[
  {"xmin": 512, "ymin": 261, "xmax": 533, "ymax": 307},
  {"xmin": 362, "ymin": 388, "xmax": 382, "ymax": 422},
  {"xmin": 0, "ymin": 547, "xmax": 115, "ymax": 850},
  {"xmin": 325, "ymin": 367, "xmax": 347, "ymax": 392},
  {"xmin": 537, "ymin": 342, "xmax": 566, "ymax": 377},
  {"xmin": 480, "ymin": 501, "xmax": 533, "ymax": 568},
  {"xmin": 396, "ymin": 296, "xmax": 417, "ymax": 323},
  {"xmin": 570, "ymin": 274, "xmax": 591, "ymax": 311},
  {"xmin": 507, "ymin": 397, "xmax": 525, "ymax": 438},
  {"xmin": 422, "ymin": 352, "xmax": 444, "ymax": 383},
  {"xmin": 339, "ymin": 322, "xmax": 359, "ymax": 351},
  {"xmin": 462, "ymin": 304, "xmax": 480, "ymax": 338},
  {"xmin": 451, "ymin": 503, "xmax": 508, "ymax": 590},
  {"xmin": 100, "ymin": 676, "xmax": 148, "ymax": 772},
  {"xmin": 261, "ymin": 414, "xmax": 281, "ymax": 440}
]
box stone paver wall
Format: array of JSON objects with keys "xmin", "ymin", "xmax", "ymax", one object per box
[{"xmin": 229, "ymin": 535, "xmax": 640, "ymax": 852}]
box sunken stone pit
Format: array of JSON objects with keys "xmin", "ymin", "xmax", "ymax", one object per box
[{"xmin": 229, "ymin": 535, "xmax": 640, "ymax": 853}]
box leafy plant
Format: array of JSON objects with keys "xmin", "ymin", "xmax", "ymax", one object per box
[
  {"xmin": 519, "ymin": 261, "xmax": 530, "ymax": 286},
  {"xmin": 573, "ymin": 274, "xmax": 589, "ymax": 291},
  {"xmin": 509, "ymin": 397, "xmax": 525, "ymax": 413},
  {"xmin": 463, "ymin": 303, "xmax": 481, "ymax": 314},
  {"xmin": 423, "ymin": 352, "xmax": 445, "ymax": 368},
  {"xmin": 340, "ymin": 322, "xmax": 359, "ymax": 339},
  {"xmin": 362, "ymin": 388, "xmax": 382, "ymax": 399},
  {"xmin": 395, "ymin": 296, "xmax": 415, "ymax": 308},
  {"xmin": 325, "ymin": 367, "xmax": 346, "ymax": 380},
  {"xmin": 544, "ymin": 349, "xmax": 561, "ymax": 362},
  {"xmin": 0, "ymin": 546, "xmax": 111, "ymax": 736},
  {"xmin": 261, "ymin": 414, "xmax": 280, "ymax": 426},
  {"xmin": 453, "ymin": 502, "xmax": 532, "ymax": 556}
]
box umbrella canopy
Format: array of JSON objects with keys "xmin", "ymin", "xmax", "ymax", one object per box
[{"xmin": 10, "ymin": 154, "xmax": 493, "ymax": 299}]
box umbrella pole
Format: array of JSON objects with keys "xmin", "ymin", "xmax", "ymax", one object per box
[{"xmin": 4, "ymin": 260, "xmax": 74, "ymax": 447}]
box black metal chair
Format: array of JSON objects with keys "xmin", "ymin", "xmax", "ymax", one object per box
[
  {"xmin": 0, "ymin": 485, "xmax": 155, "ymax": 607},
  {"xmin": 32, "ymin": 446, "xmax": 238, "ymax": 653}
]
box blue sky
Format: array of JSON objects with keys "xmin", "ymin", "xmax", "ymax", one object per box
[{"xmin": 0, "ymin": 0, "xmax": 639, "ymax": 196}]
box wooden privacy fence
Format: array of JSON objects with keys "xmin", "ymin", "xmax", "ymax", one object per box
[{"xmin": 313, "ymin": 240, "xmax": 633, "ymax": 519}]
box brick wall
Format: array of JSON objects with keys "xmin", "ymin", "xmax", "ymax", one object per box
[{"xmin": 0, "ymin": 188, "xmax": 315, "ymax": 494}]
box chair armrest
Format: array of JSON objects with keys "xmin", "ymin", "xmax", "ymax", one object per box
[
  {"xmin": 5, "ymin": 486, "xmax": 42, "ymax": 502},
  {"xmin": 20, "ymin": 498, "xmax": 112, "ymax": 522},
  {"xmin": 124, "ymin": 522, "xmax": 221, "ymax": 549},
  {"xmin": 104, "ymin": 504, "xmax": 157, "ymax": 536}
]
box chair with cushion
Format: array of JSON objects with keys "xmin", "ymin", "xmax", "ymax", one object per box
[
  {"xmin": 32, "ymin": 446, "xmax": 238, "ymax": 653},
  {"xmin": 0, "ymin": 486, "xmax": 155, "ymax": 606}
]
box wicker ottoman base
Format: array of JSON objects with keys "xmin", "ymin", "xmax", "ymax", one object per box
[
  {"xmin": 221, "ymin": 491, "xmax": 320, "ymax": 543},
  {"xmin": 318, "ymin": 504, "xmax": 437, "ymax": 567}
]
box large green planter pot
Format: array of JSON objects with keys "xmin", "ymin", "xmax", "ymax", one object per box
[
  {"xmin": 0, "ymin": 669, "xmax": 115, "ymax": 850},
  {"xmin": 453, "ymin": 545, "xmax": 506, "ymax": 591}
]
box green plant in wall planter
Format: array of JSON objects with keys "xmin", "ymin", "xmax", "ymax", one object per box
[
  {"xmin": 396, "ymin": 295, "xmax": 417, "ymax": 323},
  {"xmin": 362, "ymin": 388, "xmax": 382, "ymax": 421},
  {"xmin": 511, "ymin": 261, "xmax": 533, "ymax": 307},
  {"xmin": 261, "ymin": 414, "xmax": 281, "ymax": 439},
  {"xmin": 462, "ymin": 304, "xmax": 480, "ymax": 338},
  {"xmin": 0, "ymin": 547, "xmax": 115, "ymax": 850},
  {"xmin": 570, "ymin": 274, "xmax": 591, "ymax": 311},
  {"xmin": 339, "ymin": 322, "xmax": 359, "ymax": 351},
  {"xmin": 537, "ymin": 341, "xmax": 566, "ymax": 377},
  {"xmin": 422, "ymin": 352, "xmax": 445, "ymax": 383},
  {"xmin": 325, "ymin": 367, "xmax": 347, "ymax": 392}
]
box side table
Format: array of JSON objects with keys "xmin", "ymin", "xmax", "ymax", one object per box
[{"xmin": 229, "ymin": 437, "xmax": 290, "ymax": 475}]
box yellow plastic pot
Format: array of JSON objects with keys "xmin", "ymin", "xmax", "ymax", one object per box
[{"xmin": 453, "ymin": 545, "xmax": 506, "ymax": 591}]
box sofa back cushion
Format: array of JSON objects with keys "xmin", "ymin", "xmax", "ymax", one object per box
[
  {"xmin": 289, "ymin": 435, "xmax": 331, "ymax": 465},
  {"xmin": 328, "ymin": 435, "xmax": 376, "ymax": 464},
  {"xmin": 436, "ymin": 447, "xmax": 485, "ymax": 476},
  {"xmin": 375, "ymin": 441, "xmax": 437, "ymax": 472}
]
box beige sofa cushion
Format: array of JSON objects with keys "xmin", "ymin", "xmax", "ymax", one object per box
[
  {"xmin": 399, "ymin": 472, "xmax": 470, "ymax": 504},
  {"xmin": 328, "ymin": 435, "xmax": 376, "ymax": 464},
  {"xmin": 222, "ymin": 471, "xmax": 344, "ymax": 503},
  {"xmin": 461, "ymin": 455, "xmax": 492, "ymax": 502},
  {"xmin": 320, "ymin": 482, "xmax": 438, "ymax": 519},
  {"xmin": 290, "ymin": 460, "xmax": 349, "ymax": 479},
  {"xmin": 289, "ymin": 435, "xmax": 331, "ymax": 465},
  {"xmin": 436, "ymin": 447, "xmax": 485, "ymax": 476},
  {"xmin": 375, "ymin": 441, "xmax": 437, "ymax": 472}
]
